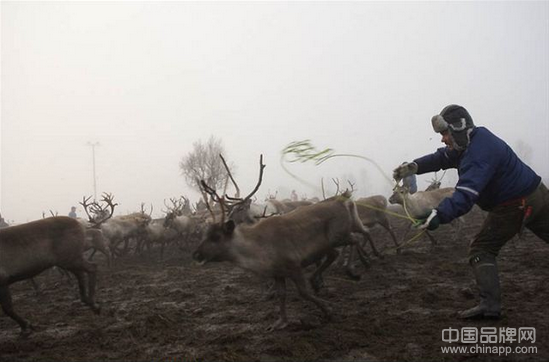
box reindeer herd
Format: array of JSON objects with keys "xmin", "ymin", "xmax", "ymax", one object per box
[{"xmin": 0, "ymin": 155, "xmax": 463, "ymax": 337}]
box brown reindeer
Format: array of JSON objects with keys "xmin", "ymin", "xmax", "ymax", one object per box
[
  {"xmin": 220, "ymin": 156, "xmax": 373, "ymax": 288},
  {"xmin": 194, "ymin": 167, "xmax": 371, "ymax": 330},
  {"xmin": 0, "ymin": 217, "xmax": 101, "ymax": 336}
]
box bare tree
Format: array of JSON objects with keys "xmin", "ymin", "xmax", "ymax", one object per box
[{"xmin": 179, "ymin": 136, "xmax": 234, "ymax": 196}]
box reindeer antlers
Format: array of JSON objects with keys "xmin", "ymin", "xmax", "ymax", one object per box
[
  {"xmin": 201, "ymin": 154, "xmax": 266, "ymax": 224},
  {"xmin": 199, "ymin": 179, "xmax": 226, "ymax": 224},
  {"xmin": 224, "ymin": 155, "xmax": 265, "ymax": 218},
  {"xmin": 80, "ymin": 192, "xmax": 117, "ymax": 226},
  {"xmin": 244, "ymin": 155, "xmax": 266, "ymax": 202},
  {"xmin": 331, "ymin": 178, "xmax": 356, "ymax": 197},
  {"xmin": 163, "ymin": 196, "xmax": 189, "ymax": 216},
  {"xmin": 220, "ymin": 154, "xmax": 240, "ymax": 199}
]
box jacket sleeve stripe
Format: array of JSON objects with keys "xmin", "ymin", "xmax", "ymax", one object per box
[{"xmin": 456, "ymin": 186, "xmax": 479, "ymax": 196}]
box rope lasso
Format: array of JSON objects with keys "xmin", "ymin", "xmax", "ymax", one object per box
[
  {"xmin": 354, "ymin": 198, "xmax": 427, "ymax": 250},
  {"xmin": 280, "ymin": 139, "xmax": 427, "ymax": 248},
  {"xmin": 281, "ymin": 140, "xmax": 420, "ymax": 219},
  {"xmin": 281, "ymin": 140, "xmax": 394, "ymax": 186}
]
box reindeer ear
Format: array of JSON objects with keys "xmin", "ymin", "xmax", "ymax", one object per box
[{"xmin": 223, "ymin": 220, "xmax": 236, "ymax": 235}]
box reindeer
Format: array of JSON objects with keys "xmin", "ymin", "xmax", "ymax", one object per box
[
  {"xmin": 74, "ymin": 219, "xmax": 112, "ymax": 267},
  {"xmin": 161, "ymin": 197, "xmax": 198, "ymax": 252},
  {"xmin": 389, "ymin": 184, "xmax": 454, "ymax": 219},
  {"xmin": 94, "ymin": 208, "xmax": 151, "ymax": 258},
  {"xmin": 194, "ymin": 191, "xmax": 372, "ymax": 330},
  {"xmin": 193, "ymin": 156, "xmax": 372, "ymax": 330},
  {"xmin": 354, "ymin": 195, "xmax": 400, "ymax": 254},
  {"xmin": 388, "ymin": 184, "xmax": 463, "ymax": 246},
  {"xmin": 28, "ymin": 197, "xmax": 114, "ymax": 295},
  {"xmin": 80, "ymin": 194, "xmax": 128, "ymax": 258},
  {"xmin": 0, "ymin": 204, "xmax": 113, "ymax": 336},
  {"xmin": 225, "ymin": 160, "xmax": 374, "ymax": 287},
  {"xmin": 325, "ymin": 179, "xmax": 396, "ymax": 259},
  {"xmin": 140, "ymin": 218, "xmax": 180, "ymax": 260},
  {"xmin": 265, "ymin": 199, "xmax": 313, "ymax": 215},
  {"xmin": 83, "ymin": 228, "xmax": 112, "ymax": 267}
]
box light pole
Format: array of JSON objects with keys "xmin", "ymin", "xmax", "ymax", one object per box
[{"xmin": 87, "ymin": 141, "xmax": 100, "ymax": 201}]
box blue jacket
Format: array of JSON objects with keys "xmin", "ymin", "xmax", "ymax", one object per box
[{"xmin": 413, "ymin": 127, "xmax": 541, "ymax": 224}]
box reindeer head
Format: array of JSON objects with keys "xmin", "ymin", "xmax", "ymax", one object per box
[
  {"xmin": 389, "ymin": 183, "xmax": 408, "ymax": 205},
  {"xmin": 192, "ymin": 219, "xmax": 236, "ymax": 264},
  {"xmin": 163, "ymin": 196, "xmax": 188, "ymax": 227},
  {"xmin": 193, "ymin": 154, "xmax": 265, "ymax": 264}
]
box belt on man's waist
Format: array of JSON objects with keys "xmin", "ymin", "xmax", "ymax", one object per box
[
  {"xmin": 497, "ymin": 190, "xmax": 537, "ymax": 234},
  {"xmin": 498, "ymin": 196, "xmax": 526, "ymax": 207},
  {"xmin": 497, "ymin": 181, "xmax": 542, "ymax": 207}
]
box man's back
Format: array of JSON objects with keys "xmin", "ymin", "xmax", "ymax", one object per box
[{"xmin": 459, "ymin": 127, "xmax": 540, "ymax": 210}]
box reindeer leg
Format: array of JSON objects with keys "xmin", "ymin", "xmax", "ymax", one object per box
[
  {"xmin": 81, "ymin": 260, "xmax": 100, "ymax": 314},
  {"xmin": 135, "ymin": 236, "xmax": 142, "ymax": 255},
  {"xmin": 425, "ymin": 230, "xmax": 438, "ymax": 248},
  {"xmin": 354, "ymin": 237, "xmax": 372, "ymax": 270},
  {"xmin": 109, "ymin": 239, "xmax": 122, "ymax": 260},
  {"xmin": 363, "ymin": 231, "xmax": 383, "ymax": 259},
  {"xmin": 0, "ymin": 285, "xmax": 32, "ymax": 337},
  {"xmin": 70, "ymin": 270, "xmax": 88, "ymax": 304},
  {"xmin": 401, "ymin": 225, "xmax": 411, "ymax": 244},
  {"xmin": 261, "ymin": 279, "xmax": 276, "ymax": 301},
  {"xmin": 310, "ymin": 248, "xmax": 339, "ymax": 293},
  {"xmin": 389, "ymin": 228, "xmax": 401, "ymax": 254},
  {"xmin": 344, "ymin": 245, "xmax": 362, "ymax": 280},
  {"xmin": 122, "ymin": 238, "xmax": 131, "ymax": 256},
  {"xmin": 66, "ymin": 261, "xmax": 100, "ymax": 314},
  {"xmin": 55, "ymin": 266, "xmax": 73, "ymax": 286},
  {"xmin": 266, "ymin": 277, "xmax": 288, "ymax": 331},
  {"xmin": 381, "ymin": 220, "xmax": 401, "ymax": 254},
  {"xmin": 290, "ymin": 272, "xmax": 331, "ymax": 321}
]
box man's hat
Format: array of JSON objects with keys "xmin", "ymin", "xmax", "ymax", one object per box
[{"xmin": 431, "ymin": 104, "xmax": 475, "ymax": 151}]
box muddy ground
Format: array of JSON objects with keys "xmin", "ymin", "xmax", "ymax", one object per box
[{"xmin": 1, "ymin": 213, "xmax": 548, "ymax": 362}]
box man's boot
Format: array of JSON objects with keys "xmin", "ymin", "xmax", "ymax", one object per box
[{"xmin": 459, "ymin": 254, "xmax": 501, "ymax": 319}]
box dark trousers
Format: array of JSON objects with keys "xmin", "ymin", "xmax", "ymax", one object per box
[{"xmin": 469, "ymin": 182, "xmax": 549, "ymax": 259}]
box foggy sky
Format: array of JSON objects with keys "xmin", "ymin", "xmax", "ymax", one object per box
[{"xmin": 1, "ymin": 1, "xmax": 548, "ymax": 223}]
